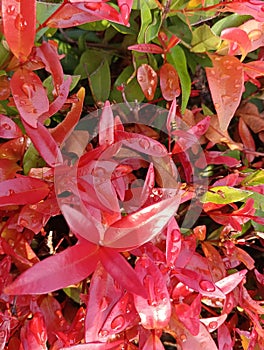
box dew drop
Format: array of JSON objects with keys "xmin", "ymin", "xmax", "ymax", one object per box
[
  {"xmin": 8, "ymin": 189, "xmax": 15, "ymax": 195},
  {"xmin": 214, "ymin": 103, "xmax": 220, "ymax": 109},
  {"xmin": 100, "ymin": 296, "xmax": 110, "ymax": 311},
  {"xmin": 199, "ymin": 280, "xmax": 215, "ymax": 292},
  {"xmin": 2, "ymin": 123, "xmax": 11, "ymax": 130},
  {"xmin": 139, "ymin": 138, "xmax": 150, "ymax": 150},
  {"xmin": 6, "ymin": 5, "xmax": 15, "ymax": 15},
  {"xmin": 180, "ymin": 334, "xmax": 187, "ymax": 343},
  {"xmin": 99, "ymin": 329, "xmax": 109, "ymax": 337},
  {"xmin": 208, "ymin": 321, "xmax": 218, "ymax": 330},
  {"xmin": 110, "ymin": 315, "xmax": 125, "ymax": 331},
  {"xmin": 20, "ymin": 218, "xmax": 29, "ymax": 227},
  {"xmin": 126, "ymin": 303, "xmax": 133, "ymax": 314},
  {"xmin": 137, "ymin": 74, "xmax": 146, "ymax": 83},
  {"xmin": 210, "ymin": 69, "xmax": 216, "ymax": 75},
  {"xmin": 21, "ymin": 82, "xmax": 35, "ymax": 99},
  {"xmin": 0, "ymin": 330, "xmax": 6, "ymax": 340},
  {"xmin": 147, "ymin": 87, "xmax": 153, "ymax": 97},
  {"xmin": 14, "ymin": 14, "xmax": 28, "ymax": 31}
]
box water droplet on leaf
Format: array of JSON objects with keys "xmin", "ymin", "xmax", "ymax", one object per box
[
  {"xmin": 15, "ymin": 14, "xmax": 28, "ymax": 31},
  {"xmin": 139, "ymin": 138, "xmax": 150, "ymax": 150},
  {"xmin": 2, "ymin": 123, "xmax": 11, "ymax": 130},
  {"xmin": 100, "ymin": 296, "xmax": 110, "ymax": 311},
  {"xmin": 111, "ymin": 315, "xmax": 125, "ymax": 331},
  {"xmin": 199, "ymin": 280, "xmax": 216, "ymax": 292},
  {"xmin": 6, "ymin": 5, "xmax": 15, "ymax": 15},
  {"xmin": 180, "ymin": 334, "xmax": 187, "ymax": 342},
  {"xmin": 99, "ymin": 329, "xmax": 109, "ymax": 337},
  {"xmin": 21, "ymin": 82, "xmax": 35, "ymax": 99},
  {"xmin": 208, "ymin": 321, "xmax": 218, "ymax": 330}
]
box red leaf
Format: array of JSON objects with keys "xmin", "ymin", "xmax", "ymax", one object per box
[
  {"xmin": 220, "ymin": 27, "xmax": 252, "ymax": 59},
  {"xmin": 99, "ymin": 247, "xmax": 147, "ymax": 298},
  {"xmin": 46, "ymin": 3, "xmax": 101, "ymax": 28},
  {"xmin": 134, "ymin": 255, "xmax": 171, "ymax": 329},
  {"xmin": 160, "ymin": 63, "xmax": 181, "ymax": 101},
  {"xmin": 178, "ymin": 323, "xmax": 218, "ymax": 350},
  {"xmin": 0, "ymin": 114, "xmax": 22, "ymax": 139},
  {"xmin": 23, "ymin": 121, "xmax": 63, "ymax": 167},
  {"xmin": 2, "ymin": 0, "xmax": 36, "ymax": 61},
  {"xmin": 73, "ymin": 2, "xmax": 125, "ymax": 25},
  {"xmin": 0, "ymin": 176, "xmax": 49, "ymax": 206},
  {"xmin": 50, "ymin": 87, "xmax": 85, "ymax": 145},
  {"xmin": 101, "ymin": 292, "xmax": 139, "ymax": 336},
  {"xmin": 85, "ymin": 262, "xmax": 123, "ymax": 342},
  {"xmin": 128, "ymin": 44, "xmax": 164, "ymax": 54},
  {"xmin": 221, "ymin": 1, "xmax": 264, "ymax": 22},
  {"xmin": 137, "ymin": 64, "xmax": 158, "ymax": 101},
  {"xmin": 238, "ymin": 117, "xmax": 256, "ymax": 163},
  {"xmin": 10, "ymin": 68, "xmax": 49, "ymax": 128},
  {"xmin": 20, "ymin": 312, "xmax": 47, "ymax": 350},
  {"xmin": 166, "ymin": 218, "xmax": 181, "ymax": 267},
  {"xmin": 103, "ymin": 196, "xmax": 180, "ymax": 249},
  {"xmin": 4, "ymin": 241, "xmax": 99, "ymax": 295},
  {"xmin": 206, "ymin": 55, "xmax": 244, "ymax": 131},
  {"xmin": 35, "ymin": 41, "xmax": 64, "ymax": 91},
  {"xmin": 200, "ymin": 314, "xmax": 227, "ymax": 333},
  {"xmin": 99, "ymin": 100, "xmax": 114, "ymax": 146}
]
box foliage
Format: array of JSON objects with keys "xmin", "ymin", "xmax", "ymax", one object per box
[{"xmin": 0, "ymin": 0, "xmax": 263, "ymax": 349}]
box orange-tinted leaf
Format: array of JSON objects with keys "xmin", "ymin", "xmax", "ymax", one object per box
[
  {"xmin": 206, "ymin": 55, "xmax": 244, "ymax": 131},
  {"xmin": 0, "ymin": 76, "xmax": 10, "ymax": 100},
  {"xmin": 0, "ymin": 159, "xmax": 21, "ymax": 181},
  {"xmin": 2, "ymin": 0, "xmax": 36, "ymax": 61},
  {"xmin": 221, "ymin": 1, "xmax": 264, "ymax": 22},
  {"xmin": 0, "ymin": 176, "xmax": 49, "ymax": 206},
  {"xmin": 142, "ymin": 334, "xmax": 165, "ymax": 350},
  {"xmin": 128, "ymin": 44, "xmax": 164, "ymax": 54},
  {"xmin": 0, "ymin": 114, "xmax": 22, "ymax": 139},
  {"xmin": 0, "ymin": 137, "xmax": 26, "ymax": 161},
  {"xmin": 50, "ymin": 87, "xmax": 85, "ymax": 145},
  {"xmin": 137, "ymin": 64, "xmax": 158, "ymax": 101},
  {"xmin": 160, "ymin": 63, "xmax": 181, "ymax": 101},
  {"xmin": 220, "ymin": 27, "xmax": 251, "ymax": 59},
  {"xmin": 238, "ymin": 117, "xmax": 255, "ymax": 162},
  {"xmin": 5, "ymin": 241, "xmax": 99, "ymax": 295},
  {"xmin": 10, "ymin": 68, "xmax": 49, "ymax": 128}
]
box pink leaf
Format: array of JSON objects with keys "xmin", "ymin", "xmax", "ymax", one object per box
[
  {"xmin": 200, "ymin": 314, "xmax": 227, "ymax": 333},
  {"xmin": 206, "ymin": 55, "xmax": 244, "ymax": 131},
  {"xmin": 99, "ymin": 247, "xmax": 147, "ymax": 298},
  {"xmin": 217, "ymin": 323, "xmax": 233, "ymax": 350},
  {"xmin": 10, "ymin": 68, "xmax": 49, "ymax": 128},
  {"xmin": 99, "ymin": 101, "xmax": 114, "ymax": 146},
  {"xmin": 20, "ymin": 312, "xmax": 48, "ymax": 350},
  {"xmin": 238, "ymin": 117, "xmax": 255, "ymax": 162},
  {"xmin": 5, "ymin": 241, "xmax": 99, "ymax": 295},
  {"xmin": 0, "ymin": 115, "xmax": 22, "ymax": 139},
  {"xmin": 166, "ymin": 218, "xmax": 181, "ymax": 267},
  {"xmin": 103, "ymin": 196, "xmax": 180, "ymax": 249},
  {"xmin": 23, "ymin": 121, "xmax": 63, "ymax": 167},
  {"xmin": 142, "ymin": 334, "xmax": 165, "ymax": 350},
  {"xmin": 118, "ymin": 0, "xmax": 133, "ymax": 25},
  {"xmin": 128, "ymin": 44, "xmax": 164, "ymax": 54},
  {"xmin": 221, "ymin": 1, "xmax": 264, "ymax": 22},
  {"xmin": 0, "ymin": 177, "xmax": 49, "ymax": 206},
  {"xmin": 60, "ymin": 205, "xmax": 101, "ymax": 244},
  {"xmin": 134, "ymin": 255, "xmax": 171, "ymax": 329}
]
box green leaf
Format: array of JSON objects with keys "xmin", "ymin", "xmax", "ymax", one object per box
[
  {"xmin": 78, "ymin": 20, "xmax": 110, "ymax": 32},
  {"xmin": 138, "ymin": 1, "xmax": 152, "ymax": 43},
  {"xmin": 43, "ymin": 75, "xmax": 81, "ymax": 99},
  {"xmin": 167, "ymin": 45, "xmax": 191, "ymax": 113},
  {"xmin": 168, "ymin": 17, "xmax": 192, "ymax": 44},
  {"xmin": 241, "ymin": 169, "xmax": 264, "ymax": 186},
  {"xmin": 36, "ymin": 2, "xmax": 60, "ymax": 40},
  {"xmin": 88, "ymin": 59, "xmax": 111, "ymax": 103},
  {"xmin": 110, "ymin": 65, "xmax": 145, "ymax": 103},
  {"xmin": 202, "ymin": 186, "xmax": 253, "ymax": 204},
  {"xmin": 144, "ymin": 10, "xmax": 162, "ymax": 43},
  {"xmin": 132, "ymin": 0, "xmax": 158, "ymax": 10},
  {"xmin": 212, "ymin": 14, "xmax": 251, "ymax": 36},
  {"xmin": 191, "ymin": 24, "xmax": 221, "ymax": 53},
  {"xmin": 23, "ymin": 143, "xmax": 46, "ymax": 175}
]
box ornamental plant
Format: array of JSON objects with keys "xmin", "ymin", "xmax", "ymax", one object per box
[{"xmin": 0, "ymin": 0, "xmax": 264, "ymax": 349}]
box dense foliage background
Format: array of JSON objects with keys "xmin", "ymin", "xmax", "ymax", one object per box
[{"xmin": 0, "ymin": 0, "xmax": 264, "ymax": 349}]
